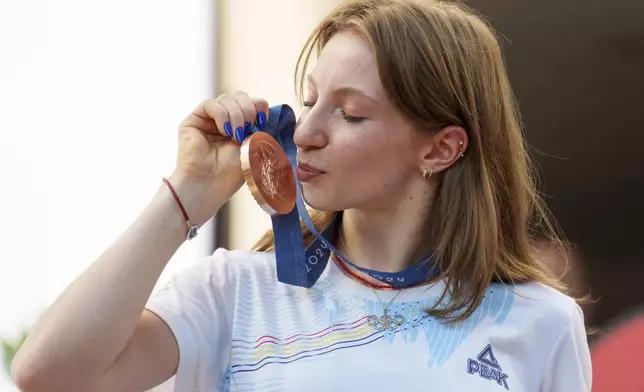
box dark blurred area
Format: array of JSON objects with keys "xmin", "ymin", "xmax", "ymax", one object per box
[
  {"xmin": 468, "ymin": 0, "xmax": 644, "ymax": 328},
  {"xmin": 468, "ymin": 1, "xmax": 644, "ymax": 389}
]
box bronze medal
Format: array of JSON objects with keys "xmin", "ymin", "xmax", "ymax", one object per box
[{"xmin": 240, "ymin": 132, "xmax": 296, "ymax": 215}]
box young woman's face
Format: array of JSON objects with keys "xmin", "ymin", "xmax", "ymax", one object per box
[{"xmin": 295, "ymin": 31, "xmax": 427, "ymax": 212}]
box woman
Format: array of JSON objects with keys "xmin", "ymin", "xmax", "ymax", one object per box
[{"xmin": 12, "ymin": 0, "xmax": 591, "ymax": 391}]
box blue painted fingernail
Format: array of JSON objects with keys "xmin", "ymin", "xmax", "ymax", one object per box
[
  {"xmin": 244, "ymin": 121, "xmax": 251, "ymax": 137},
  {"xmin": 224, "ymin": 122, "xmax": 233, "ymax": 138},
  {"xmin": 251, "ymin": 124, "xmax": 260, "ymax": 134},
  {"xmin": 235, "ymin": 126, "xmax": 244, "ymax": 143},
  {"xmin": 257, "ymin": 112, "xmax": 267, "ymax": 130}
]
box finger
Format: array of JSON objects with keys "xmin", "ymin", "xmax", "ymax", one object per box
[
  {"xmin": 252, "ymin": 97, "xmax": 270, "ymax": 131},
  {"xmin": 181, "ymin": 98, "xmax": 230, "ymax": 138},
  {"xmin": 201, "ymin": 98, "xmax": 232, "ymax": 138},
  {"xmin": 217, "ymin": 94, "xmax": 245, "ymax": 143},
  {"xmin": 232, "ymin": 91, "xmax": 257, "ymax": 140},
  {"xmin": 180, "ymin": 99, "xmax": 217, "ymax": 134}
]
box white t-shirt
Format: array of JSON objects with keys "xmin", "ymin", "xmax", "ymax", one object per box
[{"xmin": 146, "ymin": 248, "xmax": 591, "ymax": 392}]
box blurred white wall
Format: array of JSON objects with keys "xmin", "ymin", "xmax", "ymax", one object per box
[
  {"xmin": 0, "ymin": 1, "xmax": 217, "ymax": 390},
  {"xmin": 220, "ymin": 0, "xmax": 344, "ymax": 250}
]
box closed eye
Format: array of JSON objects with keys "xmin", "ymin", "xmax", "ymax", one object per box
[
  {"xmin": 340, "ymin": 110, "xmax": 364, "ymax": 124},
  {"xmin": 302, "ymin": 101, "xmax": 365, "ymax": 124}
]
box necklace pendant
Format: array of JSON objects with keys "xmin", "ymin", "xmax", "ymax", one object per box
[{"xmin": 367, "ymin": 313, "xmax": 406, "ymax": 331}]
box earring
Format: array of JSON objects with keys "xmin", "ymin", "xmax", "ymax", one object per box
[
  {"xmin": 459, "ymin": 140, "xmax": 465, "ymax": 158},
  {"xmin": 422, "ymin": 167, "xmax": 434, "ymax": 179}
]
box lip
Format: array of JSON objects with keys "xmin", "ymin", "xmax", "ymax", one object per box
[{"xmin": 296, "ymin": 162, "xmax": 325, "ymax": 182}]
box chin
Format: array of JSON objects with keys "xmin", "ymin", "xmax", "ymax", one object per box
[{"xmin": 300, "ymin": 183, "xmax": 339, "ymax": 212}]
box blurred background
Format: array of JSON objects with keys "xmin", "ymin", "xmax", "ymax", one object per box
[{"xmin": 0, "ymin": 0, "xmax": 642, "ymax": 391}]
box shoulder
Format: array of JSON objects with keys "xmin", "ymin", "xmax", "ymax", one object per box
[
  {"xmin": 508, "ymin": 283, "xmax": 592, "ymax": 390},
  {"xmin": 489, "ymin": 282, "xmax": 591, "ymax": 388},
  {"xmin": 151, "ymin": 248, "xmax": 278, "ymax": 300},
  {"xmin": 204, "ymin": 247, "xmax": 278, "ymax": 282},
  {"xmin": 480, "ymin": 281, "xmax": 585, "ymax": 345},
  {"xmin": 178, "ymin": 247, "xmax": 276, "ymax": 276},
  {"xmin": 486, "ymin": 281, "xmax": 586, "ymax": 351},
  {"xmin": 498, "ymin": 281, "xmax": 588, "ymax": 362},
  {"xmin": 507, "ymin": 281, "xmax": 584, "ymax": 327},
  {"xmin": 214, "ymin": 247, "xmax": 277, "ymax": 267},
  {"xmin": 180, "ymin": 248, "xmax": 282, "ymax": 296}
]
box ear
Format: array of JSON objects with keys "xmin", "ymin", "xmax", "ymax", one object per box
[{"xmin": 418, "ymin": 126, "xmax": 468, "ymax": 175}]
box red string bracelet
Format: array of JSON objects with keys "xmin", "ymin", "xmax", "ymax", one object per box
[{"xmin": 162, "ymin": 177, "xmax": 198, "ymax": 240}]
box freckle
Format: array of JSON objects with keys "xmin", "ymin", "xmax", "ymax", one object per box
[
  {"xmin": 384, "ymin": 184, "xmax": 388, "ymax": 187},
  {"xmin": 409, "ymin": 196, "xmax": 413, "ymax": 200}
]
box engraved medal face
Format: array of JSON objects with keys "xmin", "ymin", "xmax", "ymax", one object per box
[{"xmin": 240, "ymin": 132, "xmax": 296, "ymax": 215}]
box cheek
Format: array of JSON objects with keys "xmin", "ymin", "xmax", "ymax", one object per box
[{"xmin": 334, "ymin": 136, "xmax": 410, "ymax": 183}]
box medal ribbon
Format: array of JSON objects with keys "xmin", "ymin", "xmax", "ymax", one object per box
[{"xmin": 263, "ymin": 104, "xmax": 439, "ymax": 288}]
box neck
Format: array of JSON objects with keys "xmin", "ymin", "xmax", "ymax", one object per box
[{"xmin": 339, "ymin": 182, "xmax": 435, "ymax": 274}]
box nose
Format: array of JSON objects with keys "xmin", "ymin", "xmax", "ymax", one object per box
[{"xmin": 293, "ymin": 108, "xmax": 329, "ymax": 151}]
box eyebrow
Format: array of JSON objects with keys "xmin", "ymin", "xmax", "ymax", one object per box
[{"xmin": 307, "ymin": 74, "xmax": 381, "ymax": 105}]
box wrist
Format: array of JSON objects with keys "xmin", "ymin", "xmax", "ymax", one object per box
[{"xmin": 164, "ymin": 170, "xmax": 223, "ymax": 229}]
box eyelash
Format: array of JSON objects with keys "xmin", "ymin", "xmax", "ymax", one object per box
[
  {"xmin": 302, "ymin": 101, "xmax": 365, "ymax": 124},
  {"xmin": 340, "ymin": 110, "xmax": 364, "ymax": 124}
]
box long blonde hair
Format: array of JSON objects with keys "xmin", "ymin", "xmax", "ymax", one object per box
[{"xmin": 253, "ymin": 0, "xmax": 567, "ymax": 322}]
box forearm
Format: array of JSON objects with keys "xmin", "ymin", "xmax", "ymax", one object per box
[{"xmin": 13, "ymin": 171, "xmax": 218, "ymax": 387}]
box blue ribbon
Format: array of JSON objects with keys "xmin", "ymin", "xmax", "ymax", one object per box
[{"xmin": 260, "ymin": 104, "xmax": 439, "ymax": 288}]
